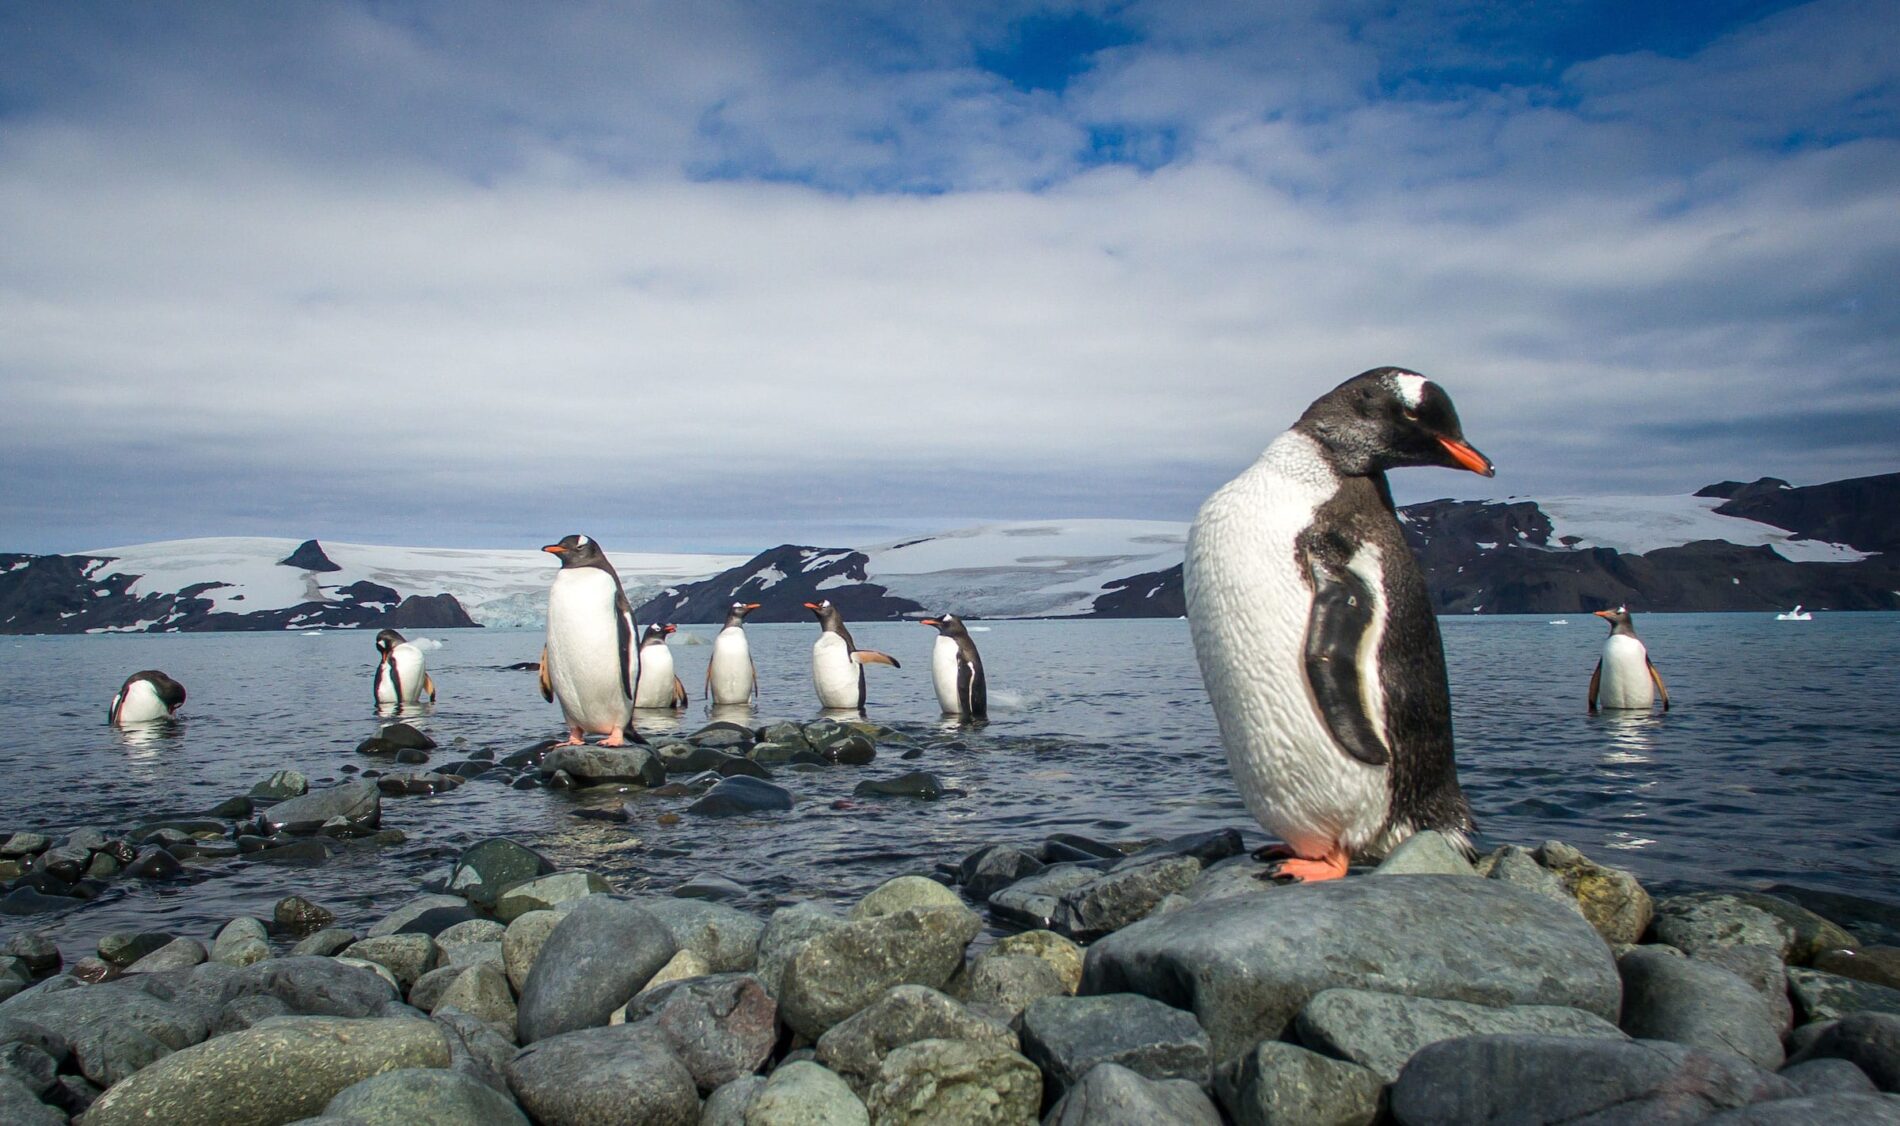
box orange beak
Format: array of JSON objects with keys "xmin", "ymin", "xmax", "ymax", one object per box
[
  {"xmin": 662, "ymin": 624, "xmax": 677, "ymax": 634},
  {"xmin": 542, "ymin": 544, "xmax": 567, "ymax": 555},
  {"xmin": 1437, "ymin": 436, "xmax": 1495, "ymax": 477},
  {"xmin": 803, "ymin": 602, "xmax": 820, "ymax": 611},
  {"xmin": 1593, "ymin": 609, "xmax": 1615, "ymax": 619},
  {"xmin": 920, "ymin": 618, "xmax": 939, "ymax": 627},
  {"xmin": 742, "ymin": 603, "xmax": 761, "ymax": 612}
]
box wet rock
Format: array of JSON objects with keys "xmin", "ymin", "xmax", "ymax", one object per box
[
  {"xmin": 1532, "ymin": 839, "xmax": 1654, "ymax": 945},
  {"xmin": 448, "ymin": 838, "xmax": 555, "ymax": 911},
  {"xmin": 756, "ymin": 902, "xmax": 846, "ymax": 1000},
  {"xmin": 851, "ymin": 771, "xmax": 945, "ymax": 800},
  {"xmin": 822, "ymin": 734, "xmax": 877, "ymax": 766},
  {"xmin": 851, "ymin": 874, "xmax": 965, "ymax": 920},
  {"xmin": 81, "ymin": 1015, "xmax": 448, "ymax": 1126},
  {"xmin": 1042, "ymin": 833, "xmax": 1123, "ymax": 863},
  {"xmin": 495, "ymin": 872, "xmax": 611, "ymax": 923},
  {"xmin": 1698, "ymin": 944, "xmax": 1796, "ymax": 1031},
  {"xmin": 1049, "ymin": 1061, "xmax": 1220, "ymax": 1125},
  {"xmin": 504, "ymin": 1023, "xmax": 700, "ymax": 1125},
  {"xmin": 759, "ymin": 721, "xmax": 810, "ymax": 748},
  {"xmin": 1720, "ymin": 893, "xmax": 1861, "ymax": 964},
  {"xmin": 0, "ymin": 832, "xmax": 50, "ymax": 857},
  {"xmin": 230, "ymin": 955, "xmax": 401, "ymax": 1018},
  {"xmin": 124, "ymin": 845, "xmax": 186, "ymax": 880},
  {"xmin": 1788, "ymin": 967, "xmax": 1900, "ymax": 1023},
  {"xmin": 0, "ymin": 887, "xmax": 82, "ymax": 916},
  {"xmin": 1372, "ymin": 830, "xmax": 1477, "ymax": 876},
  {"xmin": 391, "ymin": 748, "xmax": 431, "ymax": 766},
  {"xmin": 746, "ymin": 1059, "xmax": 867, "ymax": 1125},
  {"xmin": 368, "ymin": 894, "xmax": 479, "ymax": 937},
  {"xmin": 657, "ymin": 743, "xmax": 735, "ymax": 774},
  {"xmin": 673, "ymin": 874, "xmax": 747, "ymax": 901},
  {"xmin": 1816, "ymin": 946, "xmax": 1900, "ymax": 991},
  {"xmin": 1784, "ymin": 1011, "xmax": 1900, "ymax": 1091},
  {"xmin": 1297, "ymin": 987, "xmax": 1627, "ymax": 1082},
  {"xmin": 815, "ymin": 984, "xmax": 1017, "ymax": 1094},
  {"xmin": 323, "ymin": 1065, "xmax": 528, "ymax": 1125},
  {"xmin": 358, "ymin": 736, "xmax": 404, "ymax": 756},
  {"xmin": 1081, "ymin": 874, "xmax": 1620, "ymax": 1060},
  {"xmin": 639, "ymin": 898, "xmax": 764, "ymax": 973},
  {"xmin": 779, "ymin": 905, "xmax": 983, "ymax": 1039},
  {"xmin": 250, "ymin": 770, "xmax": 309, "ymax": 801},
  {"xmin": 344, "ymin": 934, "xmax": 440, "ymax": 991},
  {"xmin": 987, "ymin": 864, "xmax": 1104, "ymax": 931},
  {"xmin": 291, "ymin": 929, "xmax": 359, "ymax": 958},
  {"xmin": 539, "ymin": 745, "xmax": 665, "ymax": 787},
  {"xmin": 250, "ymin": 838, "xmax": 334, "ymax": 865},
  {"xmin": 379, "ymin": 722, "xmax": 437, "ymax": 750},
  {"xmin": 1654, "ymin": 892, "xmax": 1800, "ymax": 959},
  {"xmin": 126, "ymin": 937, "xmax": 209, "ymax": 974},
  {"xmin": 1388, "ymin": 1034, "xmax": 1793, "ymax": 1124},
  {"xmin": 516, "ymin": 896, "xmax": 676, "ymax": 1042},
  {"xmin": 1020, "ymin": 993, "xmax": 1209, "ymax": 1101},
  {"xmin": 1051, "ymin": 856, "xmax": 1201, "ymax": 941},
  {"xmin": 1768, "ymin": 885, "xmax": 1900, "ymax": 948},
  {"xmin": 863, "ymin": 1037, "xmax": 1040, "ymax": 1125},
  {"xmin": 0, "ymin": 1038, "xmax": 56, "ymax": 1095},
  {"xmin": 1, "ymin": 932, "xmax": 59, "ymax": 975},
  {"xmin": 262, "ymin": 781, "xmax": 381, "ymax": 835},
  {"xmin": 99, "ymin": 931, "xmax": 176, "ymax": 966},
  {"xmin": 687, "ymin": 776, "xmax": 795, "ymax": 817},
  {"xmin": 213, "ymin": 917, "xmax": 271, "ymax": 967},
  {"xmin": 620, "ymin": 973, "xmax": 776, "ymax": 1091},
  {"xmin": 1620, "ymin": 946, "xmax": 1785, "ymax": 1068},
  {"xmin": 273, "ymin": 896, "xmax": 336, "ymax": 936},
  {"xmin": 1478, "ymin": 845, "xmax": 1576, "ymax": 911},
  {"xmin": 71, "ymin": 954, "xmax": 121, "ymax": 982},
  {"xmin": 1213, "ymin": 1040, "xmax": 1381, "ymax": 1126},
  {"xmin": 377, "ymin": 769, "xmax": 462, "ymax": 793},
  {"xmin": 434, "ymin": 962, "xmax": 515, "ymax": 1034},
  {"xmin": 958, "ymin": 844, "xmax": 1045, "ymax": 901}
]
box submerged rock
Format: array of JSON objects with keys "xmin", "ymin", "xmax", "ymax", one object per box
[
  {"xmin": 447, "ymin": 838, "xmax": 555, "ymax": 911},
  {"xmin": 686, "ymin": 776, "xmax": 794, "ymax": 817},
  {"xmin": 261, "ymin": 781, "xmax": 381, "ymax": 835}
]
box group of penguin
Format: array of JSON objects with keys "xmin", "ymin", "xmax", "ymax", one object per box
[
  {"xmin": 106, "ymin": 366, "xmax": 1673, "ymax": 891},
  {"xmin": 537, "ymin": 533, "xmax": 987, "ymax": 747}
]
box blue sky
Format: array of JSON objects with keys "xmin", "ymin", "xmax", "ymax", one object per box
[{"xmin": 1, "ymin": 1, "xmax": 1895, "ymax": 554}]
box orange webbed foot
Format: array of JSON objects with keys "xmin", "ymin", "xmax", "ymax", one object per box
[{"xmin": 1257, "ymin": 847, "xmax": 1350, "ymax": 885}]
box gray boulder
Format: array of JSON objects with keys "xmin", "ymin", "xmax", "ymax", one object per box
[
  {"xmin": 1784, "ymin": 1011, "xmax": 1900, "ymax": 1091},
  {"xmin": 1654, "ymin": 893, "xmax": 1799, "ymax": 958},
  {"xmin": 1213, "ymin": 1040, "xmax": 1380, "ymax": 1126},
  {"xmin": 1295, "ymin": 988, "xmax": 1626, "ymax": 1082},
  {"xmin": 989, "ymin": 864, "xmax": 1106, "ymax": 931},
  {"xmin": 82, "ymin": 1016, "xmax": 449, "ymax": 1126},
  {"xmin": 963, "ymin": 953, "xmax": 1065, "ymax": 1022},
  {"xmin": 1373, "ymin": 830, "xmax": 1476, "ymax": 876},
  {"xmin": 745, "ymin": 1059, "xmax": 868, "ymax": 1124},
  {"xmin": 687, "ymin": 776, "xmax": 795, "ymax": 817},
  {"xmin": 1533, "ymin": 840, "xmax": 1653, "ymax": 945},
  {"xmin": 0, "ymin": 978, "xmax": 210, "ymax": 1088},
  {"xmin": 345, "ymin": 934, "xmax": 439, "ymax": 991},
  {"xmin": 504, "ymin": 1023, "xmax": 699, "ymax": 1125},
  {"xmin": 1701, "ymin": 1093, "xmax": 1900, "ymax": 1123},
  {"xmin": 1698, "ymin": 944, "xmax": 1795, "ymax": 1031},
  {"xmin": 1621, "ymin": 946, "xmax": 1785, "ymax": 1068},
  {"xmin": 862, "ymin": 1037, "xmax": 1040, "ymax": 1125},
  {"xmin": 262, "ymin": 781, "xmax": 381, "ymax": 835},
  {"xmin": 959, "ymin": 844, "xmax": 1045, "ymax": 901},
  {"xmin": 1778, "ymin": 1057, "xmax": 1879, "ymax": 1097},
  {"xmin": 213, "ymin": 917, "xmax": 272, "ymax": 967},
  {"xmin": 367, "ymin": 895, "xmax": 471, "ymax": 938},
  {"xmin": 1388, "ymin": 1034, "xmax": 1792, "ymax": 1124},
  {"xmin": 700, "ymin": 1074, "xmax": 765, "ymax": 1125},
  {"xmin": 621, "ymin": 973, "xmax": 776, "ymax": 1092},
  {"xmin": 1047, "ymin": 1061, "xmax": 1220, "ymax": 1125},
  {"xmin": 0, "ymin": 1073, "xmax": 62, "ymax": 1126},
  {"xmin": 1081, "ymin": 875, "xmax": 1619, "ymax": 1059},
  {"xmin": 756, "ymin": 904, "xmax": 845, "ymax": 1000},
  {"xmin": 292, "ymin": 929, "xmax": 359, "ymax": 957},
  {"xmin": 779, "ymin": 905, "xmax": 981, "ymax": 1039},
  {"xmin": 1051, "ymin": 856, "xmax": 1201, "ymax": 941},
  {"xmin": 433, "ymin": 962, "xmax": 516, "ymax": 1034},
  {"xmin": 1019, "ymin": 993, "xmax": 1210, "ymax": 1101},
  {"xmin": 494, "ymin": 872, "xmax": 610, "ymax": 923},
  {"xmin": 447, "ymin": 838, "xmax": 554, "ymax": 910},
  {"xmin": 815, "ymin": 984, "xmax": 1016, "ymax": 1093},
  {"xmin": 126, "ymin": 937, "xmax": 209, "ymax": 974},
  {"xmin": 540, "ymin": 745, "xmax": 665, "ymax": 787},
  {"xmin": 324, "ymin": 1066, "xmax": 528, "ymax": 1125},
  {"xmin": 1788, "ymin": 967, "xmax": 1900, "ymax": 1023},
  {"xmin": 516, "ymin": 896, "xmax": 676, "ymax": 1042},
  {"xmin": 639, "ymin": 898, "xmax": 764, "ymax": 973}
]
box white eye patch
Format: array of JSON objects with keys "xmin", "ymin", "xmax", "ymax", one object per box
[
  {"xmin": 577, "ymin": 535, "xmax": 591, "ymax": 547},
  {"xmin": 1393, "ymin": 373, "xmax": 1426, "ymax": 409}
]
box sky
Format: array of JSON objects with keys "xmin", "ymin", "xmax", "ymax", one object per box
[{"xmin": 1, "ymin": 0, "xmax": 1895, "ymax": 555}]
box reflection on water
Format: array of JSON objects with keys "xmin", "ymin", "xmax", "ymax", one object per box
[{"xmin": 1594, "ymin": 710, "xmax": 1661, "ymax": 764}]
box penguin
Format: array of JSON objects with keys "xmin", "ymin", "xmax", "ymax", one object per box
[
  {"xmin": 803, "ymin": 599, "xmax": 899, "ymax": 711},
  {"xmin": 633, "ymin": 623, "xmax": 689, "ymax": 709},
  {"xmin": 540, "ymin": 534, "xmax": 640, "ymax": 745},
  {"xmin": 921, "ymin": 613, "xmax": 987, "ymax": 719},
  {"xmin": 109, "ymin": 670, "xmax": 186, "ymax": 725},
  {"xmin": 707, "ymin": 602, "xmax": 761, "ymax": 705},
  {"xmin": 1183, "ymin": 366, "xmax": 1494, "ymax": 883},
  {"xmin": 1588, "ymin": 606, "xmax": 1669, "ymax": 712},
  {"xmin": 372, "ymin": 628, "xmax": 436, "ymax": 706}
]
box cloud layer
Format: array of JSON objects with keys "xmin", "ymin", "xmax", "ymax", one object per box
[{"xmin": 2, "ymin": 1, "xmax": 1895, "ymax": 552}]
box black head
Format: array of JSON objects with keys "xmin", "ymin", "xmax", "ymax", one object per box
[
  {"xmin": 1295, "ymin": 367, "xmax": 1495, "ymax": 479},
  {"xmin": 375, "ymin": 628, "xmax": 406, "ymax": 654},
  {"xmin": 1594, "ymin": 606, "xmax": 1637, "ymax": 636},
  {"xmin": 641, "ymin": 623, "xmax": 677, "ymax": 646},
  {"xmin": 725, "ymin": 602, "xmax": 761, "ymax": 628},
  {"xmin": 543, "ymin": 533, "xmax": 608, "ymax": 569},
  {"xmin": 804, "ymin": 599, "xmax": 844, "ymax": 631},
  {"xmin": 130, "ymin": 670, "xmax": 187, "ymax": 712},
  {"xmin": 920, "ymin": 613, "xmax": 971, "ymax": 639}
]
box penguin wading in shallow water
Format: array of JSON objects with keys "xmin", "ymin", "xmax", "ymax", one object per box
[
  {"xmin": 1588, "ymin": 606, "xmax": 1669, "ymax": 712},
  {"xmin": 540, "ymin": 534, "xmax": 641, "ymax": 746},
  {"xmin": 373, "ymin": 629, "xmax": 436, "ymax": 705},
  {"xmin": 707, "ymin": 602, "xmax": 761, "ymax": 705},
  {"xmin": 804, "ymin": 600, "xmax": 899, "ymax": 711},
  {"xmin": 109, "ymin": 670, "xmax": 186, "ymax": 725},
  {"xmin": 633, "ymin": 623, "xmax": 689, "ymax": 709},
  {"xmin": 921, "ymin": 613, "xmax": 987, "ymax": 720},
  {"xmin": 1184, "ymin": 366, "xmax": 1495, "ymax": 882}
]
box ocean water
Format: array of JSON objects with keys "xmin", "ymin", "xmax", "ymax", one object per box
[{"xmin": 1, "ymin": 613, "xmax": 1896, "ymax": 957}]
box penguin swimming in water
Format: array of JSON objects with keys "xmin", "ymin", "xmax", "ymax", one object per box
[
  {"xmin": 633, "ymin": 623, "xmax": 689, "ymax": 709},
  {"xmin": 804, "ymin": 600, "xmax": 899, "ymax": 711},
  {"xmin": 707, "ymin": 602, "xmax": 761, "ymax": 705},
  {"xmin": 921, "ymin": 613, "xmax": 986, "ymax": 720},
  {"xmin": 540, "ymin": 534, "xmax": 640, "ymax": 746},
  {"xmin": 372, "ymin": 629, "xmax": 436, "ymax": 706},
  {"xmin": 1588, "ymin": 606, "xmax": 1669, "ymax": 712},
  {"xmin": 1184, "ymin": 367, "xmax": 1494, "ymax": 882},
  {"xmin": 109, "ymin": 670, "xmax": 186, "ymax": 725}
]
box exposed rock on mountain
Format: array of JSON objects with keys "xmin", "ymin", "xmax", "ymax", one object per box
[
  {"xmin": 636, "ymin": 546, "xmax": 925, "ymax": 624},
  {"xmin": 278, "ymin": 538, "xmax": 343, "ymax": 572}
]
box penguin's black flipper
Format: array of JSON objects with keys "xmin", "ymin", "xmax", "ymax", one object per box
[
  {"xmin": 538, "ymin": 646, "xmax": 553, "ymax": 703},
  {"xmin": 1587, "ymin": 659, "xmax": 1602, "ymax": 713},
  {"xmin": 1648, "ymin": 659, "xmax": 1670, "ymax": 711},
  {"xmin": 614, "ymin": 588, "xmax": 635, "ymax": 699},
  {"xmin": 1302, "ymin": 560, "xmax": 1390, "ymax": 767}
]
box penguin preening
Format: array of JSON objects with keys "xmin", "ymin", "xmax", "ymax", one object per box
[
  {"xmin": 540, "ymin": 534, "xmax": 642, "ymax": 746},
  {"xmin": 921, "ymin": 613, "xmax": 986, "ymax": 719},
  {"xmin": 373, "ymin": 629, "xmax": 436, "ymax": 706},
  {"xmin": 1184, "ymin": 366, "xmax": 1493, "ymax": 883},
  {"xmin": 109, "ymin": 670, "xmax": 186, "ymax": 725},
  {"xmin": 707, "ymin": 602, "xmax": 761, "ymax": 705},
  {"xmin": 633, "ymin": 623, "xmax": 689, "ymax": 709},
  {"xmin": 1588, "ymin": 606, "xmax": 1669, "ymax": 712},
  {"xmin": 804, "ymin": 599, "xmax": 899, "ymax": 711}
]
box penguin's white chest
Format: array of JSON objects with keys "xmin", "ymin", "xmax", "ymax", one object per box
[
  {"xmin": 931, "ymin": 636, "xmax": 962, "ymax": 714},
  {"xmin": 1598, "ymin": 634, "xmax": 1654, "ymax": 709},
  {"xmin": 114, "ymin": 680, "xmax": 170, "ymax": 724},
  {"xmin": 546, "ymin": 569, "xmax": 632, "ymax": 733},
  {"xmin": 709, "ymin": 628, "xmax": 754, "ymax": 704},
  {"xmin": 634, "ymin": 644, "xmax": 677, "ymax": 708},
  {"xmin": 1184, "ymin": 432, "xmax": 1390, "ymax": 857},
  {"xmin": 812, "ymin": 633, "xmax": 861, "ymax": 709},
  {"xmin": 375, "ymin": 644, "xmax": 426, "ymax": 703}
]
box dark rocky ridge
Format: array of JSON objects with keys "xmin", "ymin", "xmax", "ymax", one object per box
[
  {"xmin": 277, "ymin": 539, "xmax": 342, "ymax": 573},
  {"xmin": 637, "ymin": 545, "xmax": 925, "ymax": 625}
]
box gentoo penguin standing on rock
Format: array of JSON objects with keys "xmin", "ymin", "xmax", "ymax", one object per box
[
  {"xmin": 540, "ymin": 534, "xmax": 640, "ymax": 746},
  {"xmin": 373, "ymin": 629, "xmax": 436, "ymax": 706},
  {"xmin": 1589, "ymin": 607, "xmax": 1669, "ymax": 712},
  {"xmin": 1184, "ymin": 367, "xmax": 1494, "ymax": 883},
  {"xmin": 109, "ymin": 670, "xmax": 186, "ymax": 725},
  {"xmin": 804, "ymin": 600, "xmax": 899, "ymax": 711},
  {"xmin": 921, "ymin": 614, "xmax": 986, "ymax": 720},
  {"xmin": 707, "ymin": 602, "xmax": 761, "ymax": 705},
  {"xmin": 633, "ymin": 623, "xmax": 689, "ymax": 709}
]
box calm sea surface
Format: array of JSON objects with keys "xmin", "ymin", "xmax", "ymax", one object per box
[{"xmin": 2, "ymin": 613, "xmax": 1896, "ymax": 956}]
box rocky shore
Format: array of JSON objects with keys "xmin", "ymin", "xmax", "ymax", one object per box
[{"xmin": 2, "ymin": 720, "xmax": 1899, "ymax": 1123}]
